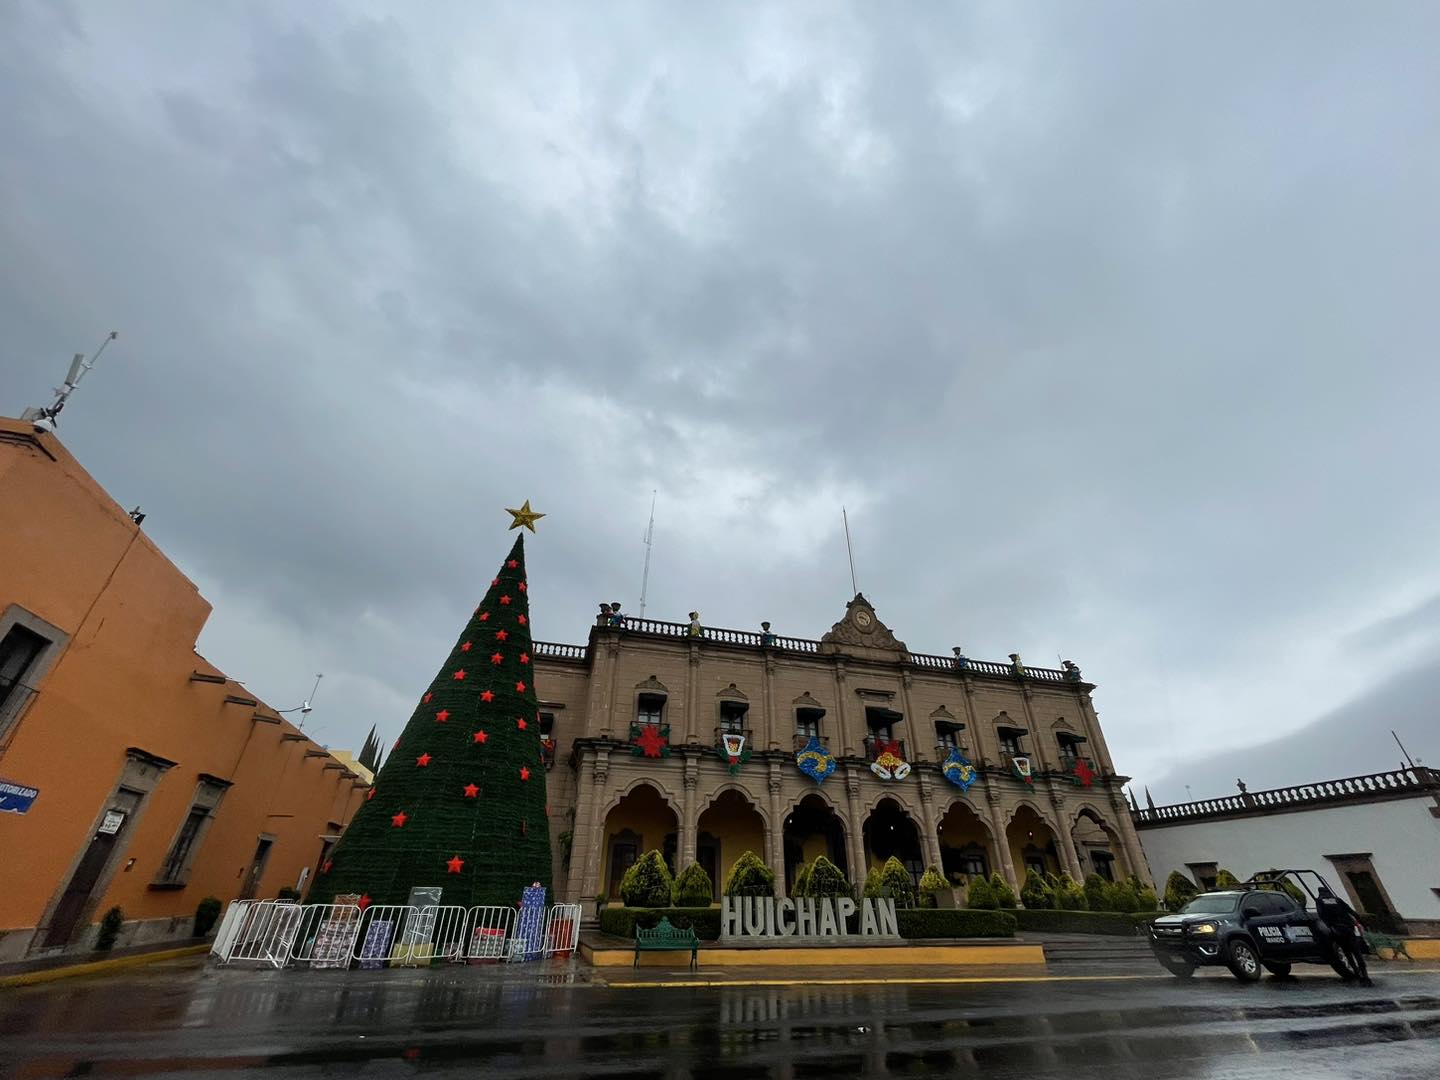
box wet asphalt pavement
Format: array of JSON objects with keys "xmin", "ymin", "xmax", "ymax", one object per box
[{"xmin": 2, "ymin": 957, "xmax": 1439, "ymax": 1079}]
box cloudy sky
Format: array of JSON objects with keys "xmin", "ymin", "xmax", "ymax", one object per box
[{"xmin": 4, "ymin": 2, "xmax": 1438, "ymax": 803}]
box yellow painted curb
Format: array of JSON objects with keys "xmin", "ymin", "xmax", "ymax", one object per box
[
  {"xmin": 610, "ymin": 973, "xmax": 1166, "ymax": 989},
  {"xmin": 1403, "ymin": 939, "xmax": 1440, "ymax": 960},
  {"xmin": 0, "ymin": 944, "xmax": 210, "ymax": 988},
  {"xmin": 582, "ymin": 941, "xmax": 1046, "ymax": 969}
]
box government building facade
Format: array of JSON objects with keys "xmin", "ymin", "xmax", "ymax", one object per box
[{"xmin": 532, "ymin": 596, "xmax": 1151, "ymax": 905}]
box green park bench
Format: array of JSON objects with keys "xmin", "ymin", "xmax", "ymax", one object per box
[{"xmin": 633, "ymin": 917, "xmax": 699, "ymax": 970}]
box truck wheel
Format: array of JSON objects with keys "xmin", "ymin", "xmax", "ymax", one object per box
[
  {"xmin": 1159, "ymin": 956, "xmax": 1195, "ymax": 978},
  {"xmin": 1263, "ymin": 961, "xmax": 1292, "ymax": 977},
  {"xmin": 1226, "ymin": 939, "xmax": 1262, "ymax": 982}
]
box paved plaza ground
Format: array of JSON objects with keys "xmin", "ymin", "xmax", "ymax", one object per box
[{"xmin": 2, "ymin": 949, "xmax": 1438, "ymax": 1078}]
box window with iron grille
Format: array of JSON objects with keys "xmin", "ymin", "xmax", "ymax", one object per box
[{"xmin": 636, "ymin": 693, "xmax": 665, "ymax": 726}]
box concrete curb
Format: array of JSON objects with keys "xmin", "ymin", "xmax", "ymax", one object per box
[{"xmin": 0, "ymin": 944, "xmax": 210, "ymax": 988}]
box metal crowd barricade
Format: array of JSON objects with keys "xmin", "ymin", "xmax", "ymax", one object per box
[
  {"xmin": 287, "ymin": 903, "xmax": 364, "ymax": 968},
  {"xmin": 465, "ymin": 905, "xmax": 517, "ymax": 961},
  {"xmin": 349, "ymin": 904, "xmax": 417, "ymax": 969},
  {"xmin": 220, "ymin": 900, "xmax": 303, "ymax": 967},
  {"xmin": 392, "ymin": 904, "xmax": 471, "ymax": 966},
  {"xmin": 542, "ymin": 903, "xmax": 581, "ymax": 957}
]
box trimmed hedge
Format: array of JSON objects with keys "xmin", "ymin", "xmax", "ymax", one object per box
[
  {"xmin": 599, "ymin": 906, "xmax": 721, "ymax": 941},
  {"xmin": 896, "ymin": 908, "xmax": 1017, "ymax": 939},
  {"xmin": 1011, "ymin": 909, "xmax": 1141, "ymax": 936}
]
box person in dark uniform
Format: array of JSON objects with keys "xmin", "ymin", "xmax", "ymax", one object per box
[{"xmin": 1317, "ymin": 884, "xmax": 1371, "ymax": 985}]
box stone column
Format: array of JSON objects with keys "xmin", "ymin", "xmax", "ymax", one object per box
[
  {"xmin": 1048, "ymin": 791, "xmax": 1083, "ymax": 881},
  {"xmin": 767, "ymin": 770, "xmax": 786, "ymax": 895},
  {"xmin": 845, "ymin": 767, "xmax": 868, "ymax": 885},
  {"xmin": 679, "ymin": 752, "xmax": 700, "ymax": 870},
  {"xmin": 578, "ymin": 748, "xmax": 612, "ymax": 900},
  {"xmin": 1109, "ymin": 786, "xmax": 1154, "ymax": 885},
  {"xmin": 1078, "ymin": 692, "xmax": 1117, "ymax": 777},
  {"xmin": 914, "ymin": 774, "xmax": 944, "ymax": 871},
  {"xmin": 565, "ymin": 747, "xmax": 597, "ymax": 902},
  {"xmin": 985, "ymin": 784, "xmax": 1019, "ymax": 892},
  {"xmin": 1017, "ymin": 685, "xmax": 1047, "ymax": 771},
  {"xmin": 763, "ymin": 656, "xmax": 779, "ymax": 752},
  {"xmin": 684, "ymin": 642, "xmax": 702, "ymax": 744},
  {"xmin": 958, "ymin": 676, "xmax": 984, "ymax": 763},
  {"xmin": 832, "ymin": 659, "xmax": 854, "ymax": 757}
]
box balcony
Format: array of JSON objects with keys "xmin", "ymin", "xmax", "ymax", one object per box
[
  {"xmin": 540, "ymin": 737, "xmax": 557, "ymax": 769},
  {"xmin": 933, "ymin": 743, "xmax": 972, "ymax": 763},
  {"xmin": 863, "ymin": 735, "xmax": 909, "ymax": 763},
  {"xmin": 714, "ymin": 726, "xmax": 754, "ymax": 748},
  {"xmin": 1058, "ymin": 753, "xmax": 1095, "ymax": 775},
  {"xmin": 792, "ymin": 732, "xmax": 829, "ymax": 754}
]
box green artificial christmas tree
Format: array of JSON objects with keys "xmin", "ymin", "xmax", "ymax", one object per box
[{"xmin": 309, "ymin": 519, "xmax": 552, "ymax": 909}]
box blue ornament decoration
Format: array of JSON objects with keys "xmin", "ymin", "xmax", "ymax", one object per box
[
  {"xmin": 941, "ymin": 747, "xmax": 978, "ymax": 791},
  {"xmin": 795, "ymin": 735, "xmax": 836, "ymax": 784}
]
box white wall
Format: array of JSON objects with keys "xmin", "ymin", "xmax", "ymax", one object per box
[{"xmin": 1138, "ymin": 797, "xmax": 1440, "ymax": 922}]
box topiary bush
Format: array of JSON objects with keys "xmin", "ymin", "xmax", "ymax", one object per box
[
  {"xmin": 862, "ymin": 866, "xmax": 884, "ymax": 899},
  {"xmin": 1053, "ymin": 873, "xmax": 1088, "ymax": 910},
  {"xmin": 918, "ymin": 865, "xmax": 949, "ymax": 909},
  {"xmin": 967, "ymin": 873, "xmax": 997, "ymax": 909},
  {"xmin": 1020, "ymin": 869, "xmax": 1055, "ymax": 909},
  {"xmin": 193, "ymin": 896, "xmax": 223, "ymax": 938},
  {"xmin": 598, "ymin": 906, "xmax": 720, "ymax": 941},
  {"xmin": 672, "ymin": 863, "xmax": 714, "ymax": 907},
  {"xmin": 723, "ymin": 850, "xmax": 775, "ymax": 898},
  {"xmin": 1105, "ymin": 878, "xmax": 1142, "ymax": 913},
  {"xmin": 989, "ymin": 871, "xmax": 1017, "ymax": 908},
  {"xmin": 896, "ymin": 908, "xmax": 1017, "ymax": 939},
  {"xmin": 792, "ymin": 862, "xmax": 813, "ymax": 898},
  {"xmin": 620, "ymin": 849, "xmax": 674, "ymax": 908},
  {"xmin": 879, "ymin": 856, "xmax": 917, "ymax": 909},
  {"xmin": 96, "ymin": 906, "xmax": 124, "ymax": 952},
  {"xmin": 1163, "ymin": 870, "xmax": 1199, "ymax": 911},
  {"xmin": 1083, "ymin": 873, "xmax": 1112, "ymax": 911},
  {"xmin": 1135, "ymin": 883, "xmax": 1159, "ymax": 911},
  {"xmin": 805, "ymin": 856, "xmax": 852, "ymax": 900},
  {"xmin": 1214, "ymin": 868, "xmax": 1241, "ymax": 889}
]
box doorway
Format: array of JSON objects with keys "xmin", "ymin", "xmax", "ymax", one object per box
[
  {"xmin": 42, "ymin": 789, "xmax": 143, "ymax": 948},
  {"xmin": 239, "ymin": 835, "xmax": 275, "ymax": 900}
]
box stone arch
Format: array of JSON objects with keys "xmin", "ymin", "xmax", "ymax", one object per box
[
  {"xmin": 699, "ymin": 780, "xmax": 773, "ymax": 830},
  {"xmin": 862, "ymin": 795, "xmax": 924, "ymax": 886},
  {"xmin": 696, "ymin": 788, "xmax": 768, "ymax": 896},
  {"xmin": 936, "ymin": 798, "xmax": 997, "ymax": 890},
  {"xmin": 1006, "ymin": 803, "xmax": 1060, "ymax": 882},
  {"xmin": 1070, "ymin": 803, "xmax": 1129, "ymax": 880},
  {"xmin": 783, "ymin": 791, "xmax": 848, "ymax": 892},
  {"xmin": 599, "ymin": 780, "xmax": 680, "ymax": 898},
  {"xmin": 1006, "ymin": 796, "xmax": 1049, "ymax": 826},
  {"xmin": 860, "ymin": 786, "xmax": 923, "ymax": 817},
  {"xmin": 600, "ymin": 775, "xmax": 682, "ymax": 822}
]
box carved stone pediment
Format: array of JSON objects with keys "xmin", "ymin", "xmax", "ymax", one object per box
[
  {"xmin": 793, "ymin": 691, "xmax": 826, "ymax": 712},
  {"xmin": 635, "ymin": 674, "xmax": 670, "ymax": 694},
  {"xmin": 930, "ymin": 705, "xmax": 958, "ymax": 722},
  {"xmin": 818, "ymin": 593, "xmax": 907, "ymax": 658},
  {"xmin": 716, "ymin": 682, "xmax": 749, "ymax": 701}
]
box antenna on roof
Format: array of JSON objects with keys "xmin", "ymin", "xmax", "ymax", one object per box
[
  {"xmin": 842, "ymin": 506, "xmax": 859, "ymax": 595},
  {"xmin": 21, "ymin": 331, "xmax": 119, "ymax": 432},
  {"xmin": 1392, "ymin": 729, "xmax": 1418, "ymax": 770},
  {"xmin": 639, "ymin": 490, "xmax": 657, "ymax": 617}
]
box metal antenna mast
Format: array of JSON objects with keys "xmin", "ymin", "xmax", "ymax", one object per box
[
  {"xmin": 842, "ymin": 506, "xmax": 859, "ymax": 595},
  {"xmin": 1393, "ymin": 729, "xmax": 1418, "ymax": 770},
  {"xmin": 21, "ymin": 331, "xmax": 119, "ymax": 431},
  {"xmin": 639, "ymin": 491, "xmax": 657, "ymax": 617}
]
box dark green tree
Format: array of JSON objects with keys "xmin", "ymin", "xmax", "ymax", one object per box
[
  {"xmin": 1163, "ymin": 870, "xmax": 1200, "ymax": 911},
  {"xmin": 966, "ymin": 874, "xmax": 997, "ymax": 909},
  {"xmin": 621, "ymin": 850, "xmax": 674, "ymax": 907},
  {"xmin": 723, "ymin": 851, "xmax": 775, "ymax": 897},
  {"xmin": 805, "ymin": 855, "xmax": 853, "ymax": 900},
  {"xmin": 308, "ymin": 534, "xmax": 552, "ymax": 908},
  {"xmin": 672, "ymin": 863, "xmax": 714, "ymax": 906},
  {"xmin": 1020, "ymin": 868, "xmax": 1055, "ymax": 909},
  {"xmin": 988, "ymin": 871, "xmax": 1017, "ymax": 908},
  {"xmin": 879, "ymin": 856, "xmax": 917, "ymax": 909}
]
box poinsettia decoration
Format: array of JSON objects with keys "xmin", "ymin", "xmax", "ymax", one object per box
[
  {"xmin": 630, "ymin": 722, "xmax": 671, "ymax": 759},
  {"xmin": 1072, "ymin": 757, "xmax": 1094, "ymax": 787}
]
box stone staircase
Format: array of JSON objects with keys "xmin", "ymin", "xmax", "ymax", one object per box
[{"xmin": 1030, "ymin": 933, "xmax": 1156, "ymax": 967}]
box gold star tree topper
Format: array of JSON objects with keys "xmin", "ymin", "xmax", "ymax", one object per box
[{"xmin": 506, "ymin": 500, "xmax": 546, "ymax": 532}]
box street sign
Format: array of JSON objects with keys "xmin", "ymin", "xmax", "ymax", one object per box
[{"xmin": 0, "ymin": 779, "xmax": 40, "ymax": 814}]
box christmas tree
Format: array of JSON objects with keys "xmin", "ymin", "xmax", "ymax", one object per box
[{"xmin": 309, "ymin": 508, "xmax": 552, "ymax": 908}]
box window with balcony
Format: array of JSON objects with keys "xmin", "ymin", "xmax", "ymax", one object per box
[
  {"xmin": 934, "ymin": 722, "xmax": 964, "ymax": 750},
  {"xmin": 719, "ymin": 700, "xmax": 748, "ymax": 736},
  {"xmin": 998, "ymin": 729, "xmax": 1024, "ymax": 757},
  {"xmin": 795, "ymin": 707, "xmax": 823, "ymax": 740},
  {"xmin": 1056, "ymin": 732, "xmax": 1086, "ymax": 768},
  {"xmin": 636, "ymin": 693, "xmax": 665, "ymax": 726}
]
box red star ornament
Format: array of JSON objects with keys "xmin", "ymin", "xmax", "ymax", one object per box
[
  {"xmin": 447, "ymin": 855, "xmax": 465, "ymax": 874},
  {"xmin": 518, "ymin": 582, "xmax": 527, "ymax": 593},
  {"xmin": 416, "ymin": 752, "xmax": 432, "ymax": 767},
  {"xmin": 436, "ymin": 709, "xmax": 450, "ymax": 723},
  {"xmin": 473, "ymin": 730, "xmax": 488, "ymax": 744},
  {"xmin": 453, "ymin": 669, "xmax": 467, "ymax": 681},
  {"xmin": 490, "ymin": 652, "xmax": 503, "ymax": 665},
  {"xmin": 495, "ymin": 629, "xmax": 509, "ymax": 641},
  {"xmin": 366, "ymin": 787, "xmax": 376, "ymax": 801},
  {"xmin": 515, "ymin": 680, "xmax": 527, "ymax": 693},
  {"xmin": 357, "ymin": 894, "xmax": 371, "ymax": 911},
  {"xmin": 518, "ymin": 615, "xmax": 527, "ymax": 625},
  {"xmin": 479, "ymin": 612, "xmax": 490, "ymax": 622},
  {"xmin": 463, "ymin": 783, "xmax": 479, "ymax": 798},
  {"xmin": 519, "ymin": 652, "xmax": 530, "ymax": 665},
  {"xmin": 480, "ymin": 689, "xmax": 495, "ymax": 703},
  {"xmin": 423, "ymin": 692, "xmax": 433, "ymax": 704},
  {"xmin": 516, "ymin": 717, "xmax": 527, "ymax": 730},
  {"xmin": 499, "ymin": 595, "xmax": 512, "ymax": 605},
  {"xmin": 391, "ymin": 810, "xmax": 408, "ymax": 828},
  {"xmin": 507, "ymin": 559, "xmax": 519, "ymax": 568},
  {"xmin": 460, "ymin": 642, "xmax": 472, "ymax": 652},
  {"xmin": 491, "ymin": 578, "xmax": 499, "ymax": 587},
  {"xmin": 520, "ymin": 766, "xmax": 531, "ymax": 781},
  {"xmin": 321, "ymin": 859, "xmax": 333, "ymax": 874}
]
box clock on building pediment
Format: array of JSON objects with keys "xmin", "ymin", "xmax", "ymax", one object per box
[{"xmin": 819, "ymin": 594, "xmax": 906, "ymax": 657}]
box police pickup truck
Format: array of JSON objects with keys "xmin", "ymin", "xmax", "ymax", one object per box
[{"xmin": 1147, "ymin": 872, "xmax": 1362, "ymax": 982}]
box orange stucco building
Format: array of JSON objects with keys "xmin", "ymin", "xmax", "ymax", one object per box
[{"xmin": 0, "ymin": 419, "xmax": 367, "ymax": 960}]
